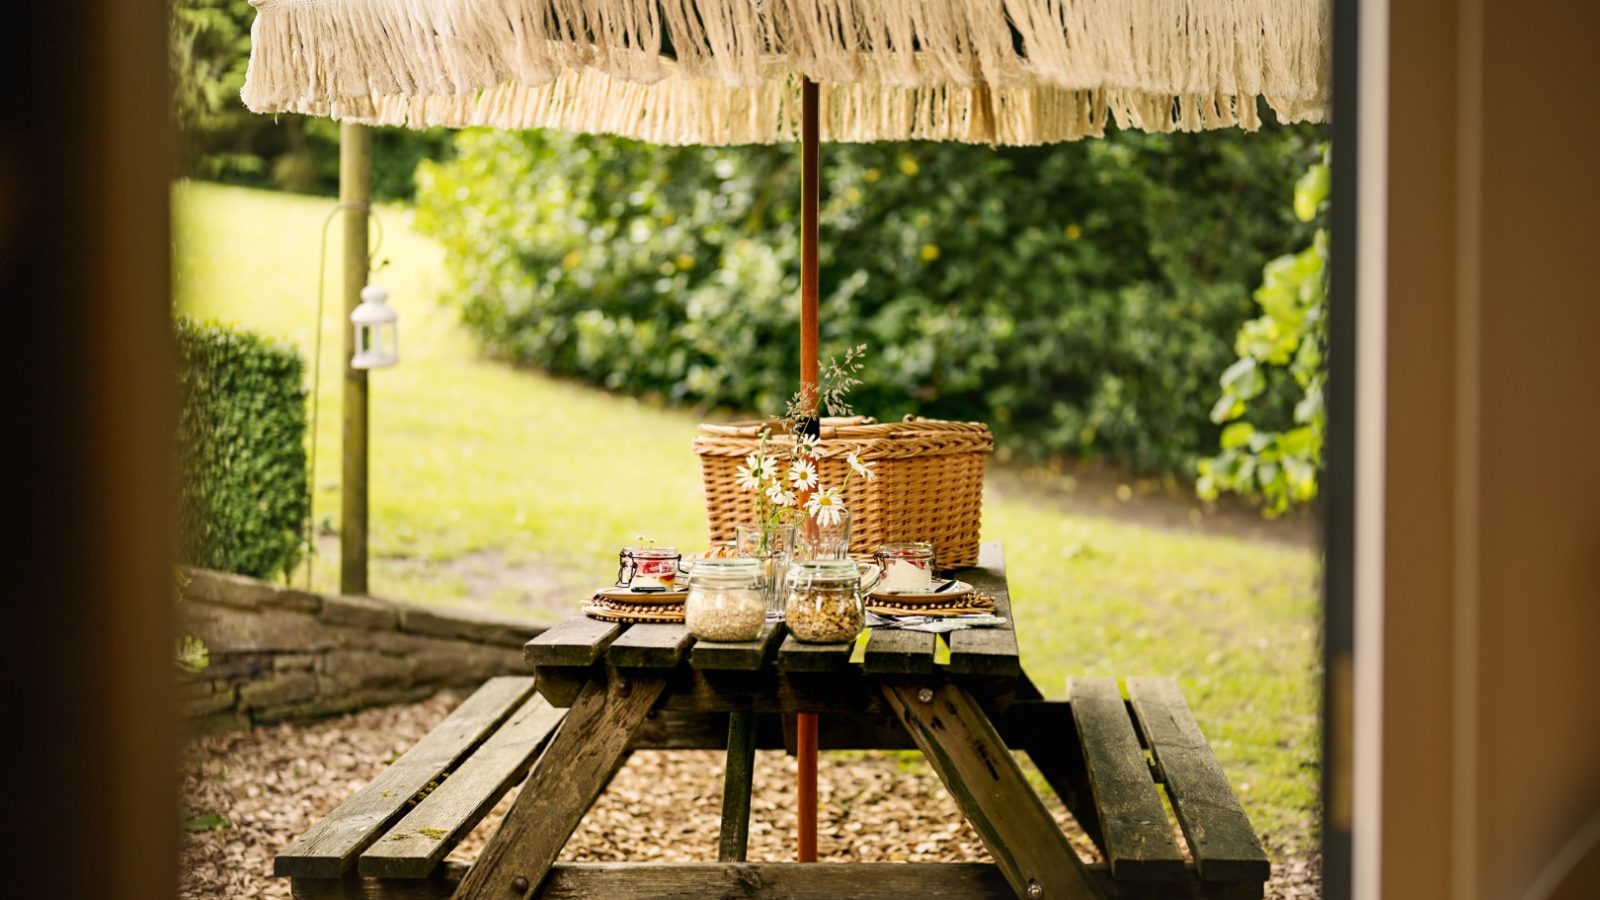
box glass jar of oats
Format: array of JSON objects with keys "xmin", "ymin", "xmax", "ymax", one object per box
[
  {"xmin": 684, "ymin": 558, "xmax": 766, "ymax": 641},
  {"xmin": 784, "ymin": 559, "xmax": 878, "ymax": 643}
]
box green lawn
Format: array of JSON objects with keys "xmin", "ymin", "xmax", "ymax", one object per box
[{"xmin": 172, "ymin": 180, "xmax": 1322, "ymax": 855}]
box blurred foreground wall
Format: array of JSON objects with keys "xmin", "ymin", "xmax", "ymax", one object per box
[
  {"xmin": 1371, "ymin": 0, "xmax": 1600, "ymax": 897},
  {"xmin": 0, "ymin": 1, "xmax": 178, "ymax": 898}
]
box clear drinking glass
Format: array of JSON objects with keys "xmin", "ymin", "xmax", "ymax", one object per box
[
  {"xmin": 874, "ymin": 541, "xmax": 936, "ymax": 594},
  {"xmin": 735, "ymin": 522, "xmax": 797, "ymax": 621},
  {"xmin": 798, "ymin": 509, "xmax": 852, "ymax": 561}
]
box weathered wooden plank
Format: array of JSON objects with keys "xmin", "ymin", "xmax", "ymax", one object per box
[
  {"xmin": 1126, "ymin": 678, "xmax": 1271, "ymax": 883},
  {"xmin": 1069, "ymin": 678, "xmax": 1187, "ymax": 881},
  {"xmin": 539, "ymin": 861, "xmax": 1013, "ymax": 898},
  {"xmin": 451, "ymin": 673, "xmax": 667, "ymax": 899},
  {"xmin": 775, "ymin": 634, "xmax": 853, "ymax": 672},
  {"xmin": 690, "ymin": 622, "xmax": 784, "ymax": 670},
  {"xmin": 524, "ymin": 615, "xmax": 624, "ymax": 668},
  {"xmin": 293, "ymin": 861, "xmax": 1261, "ymax": 900},
  {"xmin": 862, "ymin": 627, "xmax": 937, "ymax": 674},
  {"xmin": 360, "ymin": 695, "xmax": 567, "ymax": 878},
  {"xmin": 291, "ymin": 871, "xmax": 461, "ymax": 899},
  {"xmin": 539, "ymin": 862, "xmax": 1265, "ymax": 900},
  {"xmin": 275, "ymin": 677, "xmax": 536, "ymax": 879},
  {"xmin": 716, "ymin": 710, "xmax": 758, "ymax": 862},
  {"xmin": 945, "ymin": 543, "xmax": 1021, "ymax": 677},
  {"xmin": 605, "ymin": 623, "xmax": 693, "ymax": 668},
  {"xmin": 883, "ymin": 680, "xmax": 1105, "ymax": 900},
  {"xmin": 525, "ymin": 616, "xmax": 623, "ymax": 668},
  {"xmin": 629, "ymin": 709, "xmax": 920, "ymax": 752}
]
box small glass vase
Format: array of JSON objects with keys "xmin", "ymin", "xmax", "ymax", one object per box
[
  {"xmin": 797, "ymin": 509, "xmax": 852, "ymax": 561},
  {"xmin": 735, "ymin": 522, "xmax": 797, "ymax": 621}
]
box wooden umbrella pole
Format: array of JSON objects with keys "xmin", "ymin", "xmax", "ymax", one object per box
[
  {"xmin": 796, "ymin": 77, "xmax": 821, "ymax": 865},
  {"xmin": 799, "ymin": 78, "xmax": 820, "ymax": 402}
]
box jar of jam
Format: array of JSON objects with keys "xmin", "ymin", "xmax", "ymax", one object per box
[
  {"xmin": 684, "ymin": 558, "xmax": 766, "ymax": 641},
  {"xmin": 784, "ymin": 559, "xmax": 880, "ymax": 643},
  {"xmin": 615, "ymin": 546, "xmax": 682, "ymax": 591},
  {"xmin": 874, "ymin": 542, "xmax": 935, "ymax": 594}
]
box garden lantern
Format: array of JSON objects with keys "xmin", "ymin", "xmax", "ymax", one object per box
[{"xmin": 350, "ymin": 284, "xmax": 397, "ymax": 369}]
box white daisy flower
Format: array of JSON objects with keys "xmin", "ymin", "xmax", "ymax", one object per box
[
  {"xmin": 736, "ymin": 453, "xmax": 777, "ymax": 491},
  {"xmin": 805, "ymin": 487, "xmax": 845, "ymax": 527},
  {"xmin": 847, "ymin": 451, "xmax": 876, "ymax": 481},
  {"xmin": 797, "ymin": 433, "xmax": 821, "ymax": 456},
  {"xmin": 789, "ymin": 459, "xmax": 819, "ymax": 491},
  {"xmin": 766, "ymin": 484, "xmax": 797, "ymax": 507}
]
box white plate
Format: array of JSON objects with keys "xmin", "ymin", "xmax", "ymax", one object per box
[{"xmin": 868, "ymin": 578, "xmax": 974, "ymax": 602}]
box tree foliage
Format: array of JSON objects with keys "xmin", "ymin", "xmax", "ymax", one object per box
[
  {"xmin": 169, "ymin": 0, "xmax": 451, "ymax": 198},
  {"xmin": 1197, "ymin": 149, "xmax": 1329, "ymax": 513},
  {"xmin": 416, "ymin": 125, "xmax": 1322, "ymax": 473}
]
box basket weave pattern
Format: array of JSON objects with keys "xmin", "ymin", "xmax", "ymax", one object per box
[{"xmin": 694, "ymin": 417, "xmax": 993, "ymax": 568}]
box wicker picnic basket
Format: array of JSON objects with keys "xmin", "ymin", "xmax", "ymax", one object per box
[{"xmin": 694, "ymin": 416, "xmax": 993, "ymax": 568}]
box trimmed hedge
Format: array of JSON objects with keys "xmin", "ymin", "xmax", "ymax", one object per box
[{"xmin": 176, "ymin": 319, "xmax": 309, "ymax": 580}]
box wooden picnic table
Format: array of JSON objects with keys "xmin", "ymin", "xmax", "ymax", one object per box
[{"xmin": 277, "ymin": 542, "xmax": 1270, "ymax": 900}]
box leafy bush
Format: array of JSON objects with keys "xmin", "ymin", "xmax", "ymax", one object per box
[
  {"xmin": 1197, "ymin": 150, "xmax": 1329, "ymax": 514},
  {"xmin": 417, "ymin": 125, "xmax": 1322, "ymax": 474},
  {"xmin": 176, "ymin": 319, "xmax": 309, "ymax": 579}
]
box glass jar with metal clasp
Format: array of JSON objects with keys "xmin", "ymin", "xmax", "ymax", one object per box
[
  {"xmin": 783, "ymin": 559, "xmax": 882, "ymax": 643},
  {"xmin": 683, "ymin": 558, "xmax": 767, "ymax": 641}
]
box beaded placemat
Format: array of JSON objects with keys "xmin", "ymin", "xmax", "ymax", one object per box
[{"xmin": 867, "ymin": 591, "xmax": 996, "ymax": 618}]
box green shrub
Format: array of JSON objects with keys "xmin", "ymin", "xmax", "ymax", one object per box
[
  {"xmin": 1198, "ymin": 149, "xmax": 1330, "ymax": 514},
  {"xmin": 417, "ymin": 125, "xmax": 1321, "ymax": 475},
  {"xmin": 176, "ymin": 319, "xmax": 309, "ymax": 579}
]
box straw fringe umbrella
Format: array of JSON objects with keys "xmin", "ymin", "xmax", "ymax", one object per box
[{"xmin": 244, "ymin": 0, "xmax": 1327, "ymax": 145}]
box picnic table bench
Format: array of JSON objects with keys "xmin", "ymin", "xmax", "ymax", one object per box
[{"xmin": 276, "ymin": 543, "xmax": 1270, "ymax": 899}]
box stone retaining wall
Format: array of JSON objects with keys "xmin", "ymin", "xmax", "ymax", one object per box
[{"xmin": 178, "ymin": 568, "xmax": 544, "ymax": 731}]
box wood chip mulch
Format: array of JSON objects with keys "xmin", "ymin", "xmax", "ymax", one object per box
[{"xmin": 178, "ymin": 690, "xmax": 1320, "ymax": 899}]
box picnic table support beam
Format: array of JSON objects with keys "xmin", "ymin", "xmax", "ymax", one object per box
[
  {"xmin": 883, "ymin": 680, "xmax": 1106, "ymax": 900},
  {"xmin": 451, "ymin": 672, "xmax": 665, "ymax": 899},
  {"xmin": 717, "ymin": 710, "xmax": 758, "ymax": 862}
]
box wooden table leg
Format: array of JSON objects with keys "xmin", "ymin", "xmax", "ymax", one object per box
[
  {"xmin": 717, "ymin": 710, "xmax": 757, "ymax": 862},
  {"xmin": 883, "ymin": 681, "xmax": 1106, "ymax": 900},
  {"xmin": 452, "ymin": 671, "xmax": 665, "ymax": 899}
]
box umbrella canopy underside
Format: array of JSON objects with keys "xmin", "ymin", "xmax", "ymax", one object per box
[{"xmin": 243, "ymin": 0, "xmax": 1329, "ymax": 145}]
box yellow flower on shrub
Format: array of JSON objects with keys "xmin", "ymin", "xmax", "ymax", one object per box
[
  {"xmin": 1065, "ymin": 223, "xmax": 1083, "ymax": 241},
  {"xmin": 898, "ymin": 156, "xmax": 919, "ymax": 177},
  {"xmin": 920, "ymin": 243, "xmax": 940, "ymax": 262},
  {"xmin": 562, "ymin": 250, "xmax": 583, "ymax": 269}
]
